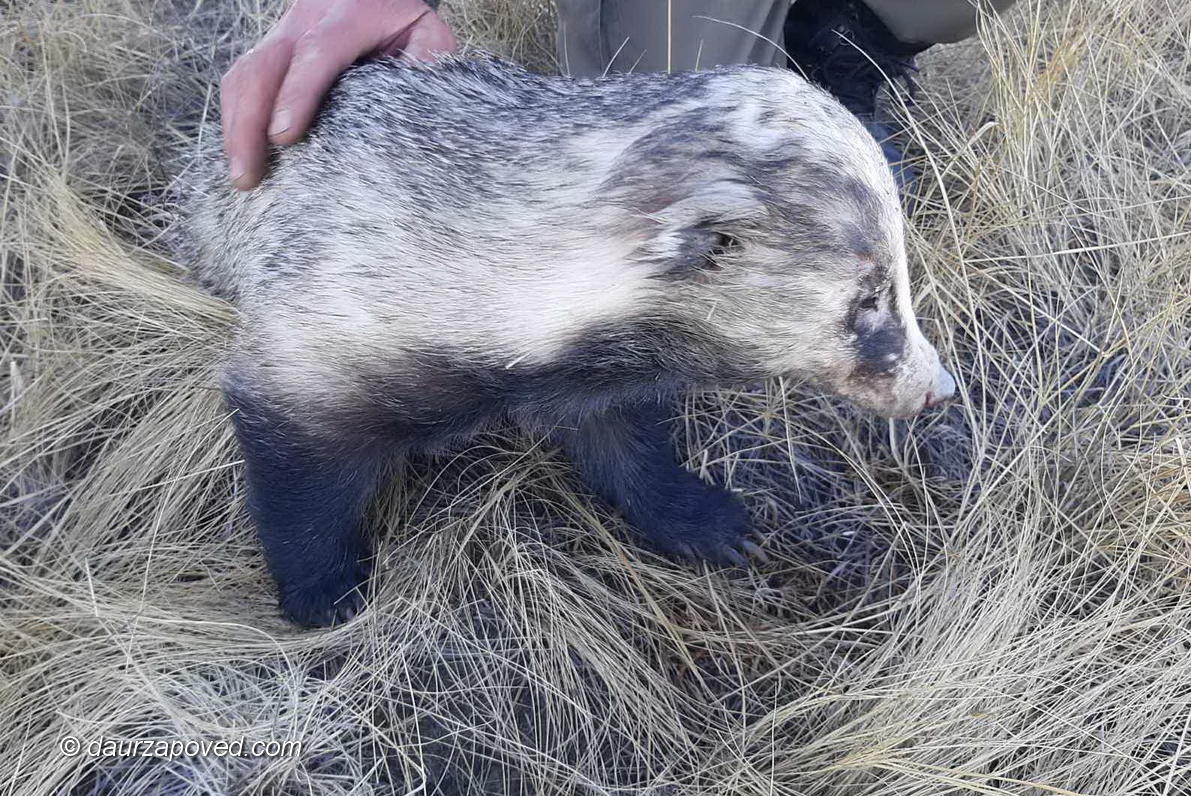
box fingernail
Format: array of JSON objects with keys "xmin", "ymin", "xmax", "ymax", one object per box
[
  {"xmin": 268, "ymin": 108, "xmax": 291, "ymax": 137},
  {"xmin": 229, "ymin": 157, "xmax": 245, "ymax": 184}
]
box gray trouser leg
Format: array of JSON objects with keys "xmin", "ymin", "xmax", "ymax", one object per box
[
  {"xmin": 861, "ymin": 0, "xmax": 1019, "ymax": 45},
  {"xmin": 554, "ymin": 0, "xmax": 1021, "ymax": 79},
  {"xmin": 556, "ymin": 0, "xmax": 791, "ymax": 78}
]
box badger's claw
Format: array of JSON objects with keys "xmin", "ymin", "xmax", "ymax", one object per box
[
  {"xmin": 740, "ymin": 539, "xmax": 770, "ymax": 565},
  {"xmin": 278, "ymin": 564, "xmax": 368, "ymax": 629},
  {"xmin": 719, "ymin": 545, "xmax": 748, "ymax": 568},
  {"xmin": 628, "ymin": 476, "xmax": 763, "ymax": 570}
]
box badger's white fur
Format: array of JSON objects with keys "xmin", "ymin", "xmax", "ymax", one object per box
[{"xmin": 176, "ymin": 57, "xmax": 955, "ymax": 627}]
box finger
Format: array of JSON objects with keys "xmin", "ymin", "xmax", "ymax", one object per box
[
  {"xmin": 221, "ymin": 41, "xmax": 294, "ymax": 190},
  {"xmin": 269, "ymin": 1, "xmax": 429, "ymax": 145},
  {"xmin": 395, "ymin": 12, "xmax": 458, "ymax": 62}
]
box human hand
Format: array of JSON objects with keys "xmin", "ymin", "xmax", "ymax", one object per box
[{"xmin": 220, "ymin": 0, "xmax": 457, "ymax": 190}]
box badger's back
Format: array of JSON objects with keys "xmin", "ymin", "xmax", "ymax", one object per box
[
  {"xmin": 178, "ymin": 58, "xmax": 694, "ymax": 299},
  {"xmin": 177, "ymin": 57, "xmax": 860, "ymax": 288},
  {"xmin": 173, "ymin": 57, "xmax": 891, "ymax": 386}
]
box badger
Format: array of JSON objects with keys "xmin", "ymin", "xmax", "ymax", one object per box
[{"xmin": 177, "ymin": 56, "xmax": 957, "ymax": 628}]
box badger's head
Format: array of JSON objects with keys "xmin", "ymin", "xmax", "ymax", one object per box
[{"xmin": 612, "ymin": 68, "xmax": 956, "ymax": 418}]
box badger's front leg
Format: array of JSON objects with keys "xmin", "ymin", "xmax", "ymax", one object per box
[
  {"xmin": 224, "ymin": 377, "xmax": 387, "ymax": 628},
  {"xmin": 553, "ymin": 401, "xmax": 760, "ymax": 566}
]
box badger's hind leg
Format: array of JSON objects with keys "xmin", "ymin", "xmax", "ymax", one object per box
[
  {"xmin": 552, "ymin": 401, "xmax": 763, "ymax": 566},
  {"xmin": 224, "ymin": 374, "xmax": 388, "ymax": 628}
]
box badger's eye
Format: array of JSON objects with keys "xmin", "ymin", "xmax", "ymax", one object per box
[
  {"xmin": 858, "ymin": 294, "xmax": 880, "ymax": 312},
  {"xmin": 699, "ymin": 232, "xmax": 740, "ymax": 271},
  {"xmin": 710, "ymin": 232, "xmax": 739, "ymax": 255},
  {"xmin": 708, "ymin": 232, "xmax": 740, "ymax": 259}
]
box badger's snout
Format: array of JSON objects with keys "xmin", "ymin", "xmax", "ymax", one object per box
[
  {"xmin": 886, "ymin": 345, "xmax": 958, "ymax": 419},
  {"xmin": 923, "ymin": 367, "xmax": 958, "ymax": 411},
  {"xmin": 828, "ymin": 314, "xmax": 958, "ymax": 420}
]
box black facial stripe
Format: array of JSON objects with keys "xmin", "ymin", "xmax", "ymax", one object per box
[
  {"xmin": 867, "ymin": 269, "xmax": 891, "ymax": 295},
  {"xmin": 844, "ymin": 264, "xmax": 891, "ymax": 330},
  {"xmin": 852, "ymin": 321, "xmax": 907, "ymax": 380},
  {"xmin": 847, "ymin": 270, "xmax": 906, "ymax": 381}
]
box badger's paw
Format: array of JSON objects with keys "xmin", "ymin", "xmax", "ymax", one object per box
[
  {"xmin": 630, "ymin": 477, "xmax": 769, "ymax": 568},
  {"xmin": 278, "ymin": 564, "xmax": 369, "ymax": 629}
]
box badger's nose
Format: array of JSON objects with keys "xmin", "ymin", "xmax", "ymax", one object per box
[{"xmin": 924, "ymin": 368, "xmax": 958, "ymax": 410}]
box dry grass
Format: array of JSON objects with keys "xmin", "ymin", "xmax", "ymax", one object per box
[{"xmin": 3, "ymin": 0, "xmax": 1191, "ymax": 793}]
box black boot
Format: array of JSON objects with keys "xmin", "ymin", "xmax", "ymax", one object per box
[{"xmin": 784, "ymin": 0, "xmax": 928, "ymax": 196}]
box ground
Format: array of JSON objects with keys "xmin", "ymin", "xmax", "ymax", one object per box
[{"xmin": 2, "ymin": 1, "xmax": 1190, "ymax": 794}]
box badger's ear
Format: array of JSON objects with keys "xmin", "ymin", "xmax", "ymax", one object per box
[{"xmin": 635, "ymin": 180, "xmax": 768, "ymax": 273}]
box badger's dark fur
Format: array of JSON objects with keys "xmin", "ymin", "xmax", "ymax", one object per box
[{"xmin": 177, "ymin": 56, "xmax": 955, "ymax": 627}]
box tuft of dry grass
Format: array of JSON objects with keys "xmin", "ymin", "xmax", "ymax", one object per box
[
  {"xmin": 3, "ymin": 0, "xmax": 1190, "ymax": 793},
  {"xmin": 438, "ymin": 0, "xmax": 558, "ymax": 71}
]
